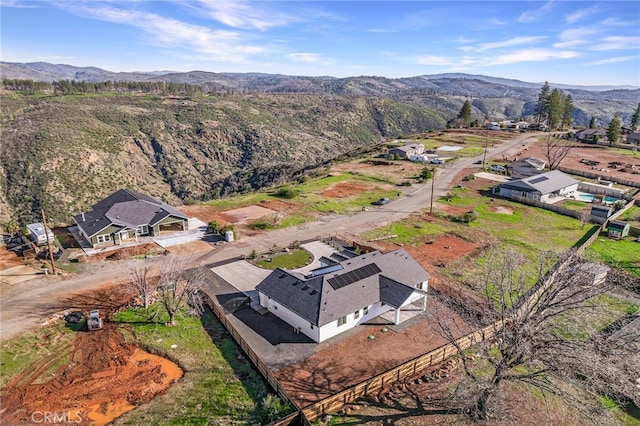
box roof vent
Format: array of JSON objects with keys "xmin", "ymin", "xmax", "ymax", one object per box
[
  {"xmin": 310, "ymin": 290, "xmax": 318, "ymax": 295},
  {"xmin": 301, "ymin": 285, "xmax": 310, "ymax": 291}
]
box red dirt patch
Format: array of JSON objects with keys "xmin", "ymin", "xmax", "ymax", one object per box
[
  {"xmin": 0, "ymin": 246, "xmax": 23, "ymax": 269},
  {"xmin": 322, "ymin": 182, "xmax": 373, "ymax": 198},
  {"xmin": 0, "ymin": 326, "xmax": 182, "ymax": 426},
  {"xmin": 177, "ymin": 205, "xmax": 230, "ymax": 226},
  {"xmin": 380, "ymin": 235, "xmax": 482, "ymax": 271},
  {"xmin": 274, "ymin": 300, "xmax": 470, "ymax": 408}
]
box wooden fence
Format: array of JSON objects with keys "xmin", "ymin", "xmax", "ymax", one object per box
[
  {"xmin": 557, "ymin": 166, "xmax": 640, "ymax": 189},
  {"xmin": 300, "ymin": 321, "xmax": 504, "ymax": 423},
  {"xmin": 511, "ymin": 195, "xmax": 606, "ymax": 224}
]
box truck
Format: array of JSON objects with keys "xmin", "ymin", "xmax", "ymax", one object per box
[
  {"xmin": 87, "ymin": 310, "xmax": 104, "ymax": 331},
  {"xmin": 25, "ymin": 223, "xmax": 55, "ymax": 246}
]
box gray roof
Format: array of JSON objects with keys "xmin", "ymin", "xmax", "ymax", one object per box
[
  {"xmin": 498, "ymin": 170, "xmax": 578, "ymax": 195},
  {"xmin": 607, "ymin": 220, "xmax": 629, "ymax": 230},
  {"xmin": 73, "ymin": 189, "xmax": 189, "ymax": 237},
  {"xmin": 256, "ymin": 248, "xmax": 431, "ymax": 326}
]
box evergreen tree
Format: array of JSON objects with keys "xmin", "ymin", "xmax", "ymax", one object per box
[
  {"xmin": 548, "ymin": 88, "xmax": 564, "ymax": 130},
  {"xmin": 631, "ymin": 102, "xmax": 640, "ymax": 130},
  {"xmin": 606, "ymin": 114, "xmax": 621, "ymax": 146},
  {"xmin": 457, "ymin": 100, "xmax": 472, "ymax": 128},
  {"xmin": 534, "ymin": 81, "xmax": 551, "ymax": 126},
  {"xmin": 589, "ymin": 116, "xmax": 596, "ymax": 129},
  {"xmin": 560, "ymin": 93, "xmax": 574, "ymax": 130}
]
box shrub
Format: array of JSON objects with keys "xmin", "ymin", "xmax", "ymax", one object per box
[
  {"xmin": 275, "ymin": 185, "xmax": 299, "ymax": 199},
  {"xmin": 207, "ymin": 220, "xmax": 221, "ymax": 234}
]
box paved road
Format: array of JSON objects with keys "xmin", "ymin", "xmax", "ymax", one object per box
[{"xmin": 0, "ymin": 132, "xmax": 540, "ymax": 341}]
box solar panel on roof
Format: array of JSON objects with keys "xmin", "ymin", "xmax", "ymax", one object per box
[
  {"xmin": 327, "ymin": 263, "xmax": 382, "ymax": 290},
  {"xmin": 529, "ymin": 176, "xmax": 548, "ymax": 184}
]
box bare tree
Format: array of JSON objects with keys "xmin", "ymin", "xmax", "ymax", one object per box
[
  {"xmin": 129, "ymin": 264, "xmax": 156, "ymax": 309},
  {"xmin": 157, "ymin": 255, "xmax": 207, "ymax": 326},
  {"xmin": 429, "ymin": 247, "xmax": 639, "ymax": 421},
  {"xmin": 543, "ymin": 133, "xmax": 572, "ymax": 170}
]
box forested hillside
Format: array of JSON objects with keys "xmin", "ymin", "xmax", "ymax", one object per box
[{"xmin": 0, "ymin": 89, "xmax": 445, "ymax": 224}]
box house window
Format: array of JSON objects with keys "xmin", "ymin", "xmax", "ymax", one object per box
[
  {"xmin": 338, "ymin": 316, "xmax": 347, "ymax": 326},
  {"xmin": 417, "ymin": 282, "xmax": 424, "ymax": 290},
  {"xmin": 96, "ymin": 234, "xmax": 111, "ymax": 243},
  {"xmin": 363, "ymin": 306, "xmax": 369, "ymax": 315},
  {"xmin": 136, "ymin": 225, "xmax": 149, "ymax": 235},
  {"xmin": 354, "ymin": 310, "xmax": 360, "ymax": 319}
]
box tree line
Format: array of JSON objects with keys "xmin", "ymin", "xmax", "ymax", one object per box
[{"xmin": 2, "ymin": 78, "xmax": 203, "ymax": 96}]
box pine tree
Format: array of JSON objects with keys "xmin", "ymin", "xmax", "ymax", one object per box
[
  {"xmin": 631, "ymin": 102, "xmax": 640, "ymax": 130},
  {"xmin": 606, "ymin": 114, "xmax": 621, "ymax": 146},
  {"xmin": 560, "ymin": 93, "xmax": 574, "ymax": 130},
  {"xmin": 534, "ymin": 81, "xmax": 551, "ymax": 126},
  {"xmin": 457, "ymin": 100, "xmax": 472, "ymax": 128},
  {"xmin": 548, "ymin": 89, "xmax": 564, "ymax": 130},
  {"xmin": 589, "ymin": 116, "xmax": 596, "ymax": 129}
]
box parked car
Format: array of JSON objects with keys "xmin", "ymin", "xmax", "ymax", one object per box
[
  {"xmin": 490, "ymin": 164, "xmax": 507, "ymax": 173},
  {"xmin": 430, "ymin": 158, "xmax": 444, "ymax": 164},
  {"xmin": 372, "ymin": 197, "xmax": 390, "ymax": 205},
  {"xmin": 473, "ymin": 160, "xmax": 483, "ymax": 165}
]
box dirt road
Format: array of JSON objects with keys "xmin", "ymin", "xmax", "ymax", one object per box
[{"xmin": 0, "ymin": 132, "xmax": 539, "ymax": 341}]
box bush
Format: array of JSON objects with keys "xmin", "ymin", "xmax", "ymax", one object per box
[
  {"xmin": 275, "ymin": 185, "xmax": 299, "ymax": 199},
  {"xmin": 207, "ymin": 220, "xmax": 221, "ymax": 234},
  {"xmin": 256, "ymin": 394, "xmax": 292, "ymax": 423}
]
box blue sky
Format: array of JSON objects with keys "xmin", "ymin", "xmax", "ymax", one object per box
[{"xmin": 2, "ymin": 1, "xmax": 639, "ymax": 86}]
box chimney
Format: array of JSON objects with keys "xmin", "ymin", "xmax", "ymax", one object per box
[{"xmin": 81, "ymin": 212, "xmax": 85, "ymax": 222}]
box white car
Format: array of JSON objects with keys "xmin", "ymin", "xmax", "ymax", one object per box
[{"xmin": 490, "ymin": 164, "xmax": 507, "ymax": 173}]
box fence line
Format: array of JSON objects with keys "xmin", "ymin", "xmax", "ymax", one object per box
[
  {"xmin": 511, "ymin": 195, "xmax": 606, "ymax": 224},
  {"xmin": 557, "ymin": 166, "xmax": 640, "ymax": 189}
]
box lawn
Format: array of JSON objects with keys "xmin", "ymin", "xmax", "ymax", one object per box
[
  {"xmin": 255, "ymin": 249, "xmax": 312, "ymax": 269},
  {"xmin": 586, "ymin": 237, "xmax": 640, "ymax": 278},
  {"xmin": 112, "ymin": 305, "xmax": 292, "ymax": 425}
]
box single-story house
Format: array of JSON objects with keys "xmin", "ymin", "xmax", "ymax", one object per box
[
  {"xmin": 627, "ymin": 132, "xmax": 640, "ymax": 146},
  {"xmin": 73, "ymin": 189, "xmax": 189, "ymax": 248},
  {"xmin": 388, "ymin": 143, "xmax": 425, "ymax": 159},
  {"xmin": 590, "ymin": 205, "xmax": 613, "ymax": 219},
  {"xmin": 496, "ymin": 170, "xmax": 579, "ymax": 202},
  {"xmin": 486, "ymin": 122, "xmax": 500, "ymax": 130},
  {"xmin": 606, "ymin": 221, "xmax": 630, "ymax": 238},
  {"xmin": 256, "ymin": 248, "xmax": 431, "ymax": 343},
  {"xmin": 575, "ymin": 128, "xmax": 608, "ymax": 143},
  {"xmin": 507, "ymin": 157, "xmax": 546, "ymax": 178}
]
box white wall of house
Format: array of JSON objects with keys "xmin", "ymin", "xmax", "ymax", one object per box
[
  {"xmin": 317, "ymin": 301, "xmax": 392, "ymax": 342},
  {"xmin": 499, "ymin": 187, "xmax": 539, "ymax": 200},
  {"xmin": 259, "ymin": 293, "xmax": 320, "ymax": 342}
]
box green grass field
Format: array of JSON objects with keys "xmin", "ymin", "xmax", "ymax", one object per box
[
  {"xmin": 113, "ymin": 305, "xmax": 292, "ymax": 425},
  {"xmin": 255, "ymin": 249, "xmax": 312, "ymax": 269},
  {"xmin": 586, "ymin": 237, "xmax": 640, "ymax": 278}
]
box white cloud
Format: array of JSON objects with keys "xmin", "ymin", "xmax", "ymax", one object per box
[
  {"xmin": 475, "ymin": 36, "xmax": 546, "ymax": 52},
  {"xmin": 195, "ymin": 0, "xmax": 302, "ymax": 31},
  {"xmin": 414, "ymin": 55, "xmax": 455, "ymax": 66},
  {"xmin": 68, "ymin": 5, "xmax": 267, "ymax": 62},
  {"xmin": 492, "ymin": 49, "xmax": 580, "ymax": 65},
  {"xmin": 565, "ymin": 6, "xmax": 599, "ymax": 24},
  {"xmin": 517, "ymin": 1, "xmax": 556, "ymax": 23},
  {"xmin": 591, "ymin": 36, "xmax": 640, "ymax": 51},
  {"xmin": 286, "ymin": 53, "xmax": 324, "ymax": 63},
  {"xmin": 588, "ymin": 56, "xmax": 635, "ymax": 65}
]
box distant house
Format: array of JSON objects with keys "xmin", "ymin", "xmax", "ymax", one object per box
[
  {"xmin": 496, "ymin": 170, "xmax": 579, "ymax": 202},
  {"xmin": 590, "ymin": 205, "xmax": 613, "ymax": 219},
  {"xmin": 606, "ymin": 221, "xmax": 630, "ymax": 238},
  {"xmin": 73, "ymin": 189, "xmax": 189, "ymax": 248},
  {"xmin": 486, "ymin": 122, "xmax": 500, "ymax": 131},
  {"xmin": 575, "ymin": 128, "xmax": 608, "ymax": 143},
  {"xmin": 507, "ymin": 157, "xmax": 546, "ymax": 178},
  {"xmin": 627, "ymin": 132, "xmax": 640, "ymax": 146},
  {"xmin": 388, "ymin": 143, "xmax": 425, "ymax": 159},
  {"xmin": 256, "ymin": 249, "xmax": 430, "ymax": 343}
]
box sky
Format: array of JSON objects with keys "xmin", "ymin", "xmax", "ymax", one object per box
[{"xmin": 2, "ymin": 1, "xmax": 639, "ymax": 86}]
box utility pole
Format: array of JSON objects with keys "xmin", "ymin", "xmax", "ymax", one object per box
[
  {"xmin": 429, "ymin": 167, "xmax": 436, "ymax": 215},
  {"xmin": 41, "ymin": 209, "xmax": 57, "ymax": 275},
  {"xmin": 482, "ymin": 116, "xmax": 490, "ymax": 169}
]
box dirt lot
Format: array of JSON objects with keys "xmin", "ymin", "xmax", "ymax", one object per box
[
  {"xmin": 273, "ymin": 299, "xmax": 470, "ymax": 408},
  {"xmin": 514, "ymin": 140, "xmax": 640, "ymax": 183},
  {"xmin": 1, "ymin": 326, "xmax": 182, "ymax": 425},
  {"xmin": 322, "ymin": 182, "xmax": 375, "ymax": 198},
  {"xmin": 329, "ymin": 160, "xmax": 424, "ymax": 184},
  {"xmin": 0, "ymin": 246, "xmax": 25, "ymax": 269}
]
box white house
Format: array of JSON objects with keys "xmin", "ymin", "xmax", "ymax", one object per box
[
  {"xmin": 255, "ymin": 249, "xmax": 430, "ymax": 343},
  {"xmin": 26, "ymin": 223, "xmax": 55, "ymax": 245},
  {"xmin": 388, "ymin": 143, "xmax": 425, "ymax": 159},
  {"xmin": 496, "ymin": 170, "xmax": 578, "ymax": 202}
]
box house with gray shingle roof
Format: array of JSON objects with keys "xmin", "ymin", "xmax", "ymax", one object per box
[
  {"xmin": 496, "ymin": 170, "xmax": 578, "ymax": 202},
  {"xmin": 73, "ymin": 189, "xmax": 189, "ymax": 248},
  {"xmin": 256, "ymin": 248, "xmax": 430, "ymax": 342},
  {"xmin": 388, "ymin": 143, "xmax": 425, "ymax": 159}
]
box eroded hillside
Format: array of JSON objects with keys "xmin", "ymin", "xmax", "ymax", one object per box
[{"xmin": 0, "ymin": 90, "xmax": 445, "ymax": 224}]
